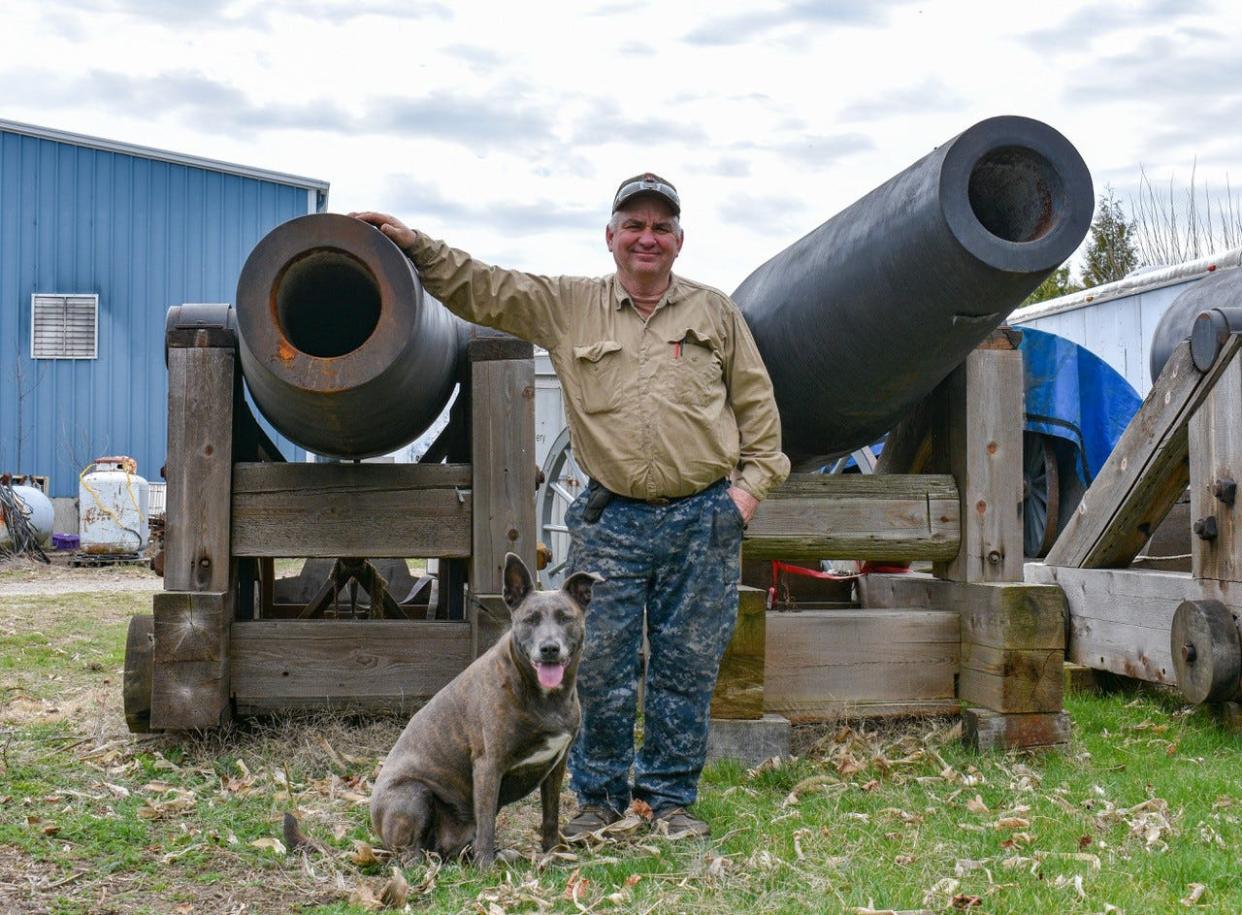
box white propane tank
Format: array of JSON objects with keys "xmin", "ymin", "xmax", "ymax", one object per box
[
  {"xmin": 79, "ymin": 456, "xmax": 150, "ymax": 554},
  {"xmin": 0, "ymin": 484, "xmax": 54, "ymax": 549}
]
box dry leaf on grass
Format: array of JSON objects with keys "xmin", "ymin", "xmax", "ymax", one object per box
[
  {"xmin": 965, "ymin": 795, "xmax": 989, "ymax": 814},
  {"xmin": 348, "ymin": 881, "xmax": 384, "ymax": 911},
  {"xmin": 1181, "ymin": 883, "xmax": 1208, "ymax": 907},
  {"xmin": 250, "ymin": 837, "xmax": 287, "ymax": 855},
  {"xmin": 950, "ymin": 894, "xmax": 983, "ymax": 908},
  {"xmin": 351, "ymin": 842, "xmax": 381, "ymax": 866},
  {"xmin": 380, "ymin": 866, "xmax": 408, "ymax": 908}
]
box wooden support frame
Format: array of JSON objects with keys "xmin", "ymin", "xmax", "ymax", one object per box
[
  {"xmin": 230, "ymin": 463, "xmax": 473, "ymax": 558},
  {"xmin": 930, "ymin": 334, "xmax": 1025, "ymax": 582},
  {"xmin": 711, "ymin": 586, "xmax": 766, "ymax": 720},
  {"xmin": 1046, "ymin": 337, "xmax": 1242, "ymax": 569},
  {"xmin": 743, "ymin": 474, "xmax": 960, "ymax": 561},
  {"xmin": 151, "ymin": 591, "xmax": 231, "ymax": 730},
  {"xmin": 469, "ymin": 338, "xmax": 537, "ymax": 595},
  {"xmin": 1189, "ymin": 346, "xmax": 1242, "ymax": 581}
]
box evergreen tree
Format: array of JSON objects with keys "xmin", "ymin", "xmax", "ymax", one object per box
[
  {"xmin": 1081, "ymin": 187, "xmax": 1140, "ymax": 287},
  {"xmin": 1022, "ymin": 264, "xmax": 1081, "ymax": 305}
]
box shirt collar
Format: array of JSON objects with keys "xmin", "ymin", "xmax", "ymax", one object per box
[{"xmin": 611, "ymin": 274, "xmax": 683, "ymax": 311}]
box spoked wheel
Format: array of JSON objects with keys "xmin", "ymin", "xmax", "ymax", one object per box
[
  {"xmin": 1023, "ymin": 431, "xmax": 1061, "ymax": 558},
  {"xmin": 536, "ymin": 427, "xmax": 588, "ymax": 589}
]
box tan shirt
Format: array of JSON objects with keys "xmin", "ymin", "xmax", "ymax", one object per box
[{"xmin": 405, "ymin": 233, "xmax": 791, "ymax": 502}]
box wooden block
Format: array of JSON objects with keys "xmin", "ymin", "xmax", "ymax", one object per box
[
  {"xmin": 230, "ymin": 620, "xmax": 472, "ymax": 712},
  {"xmin": 963, "ymin": 708, "xmax": 1070, "ymax": 751},
  {"xmin": 151, "ymin": 591, "xmax": 231, "ymax": 731},
  {"xmin": 711, "ymin": 586, "xmax": 766, "ymax": 720},
  {"xmin": 1063, "ymin": 663, "xmax": 1102, "ymax": 695},
  {"xmin": 859, "ymin": 574, "xmax": 1065, "ymax": 650},
  {"xmin": 471, "ymin": 593, "xmax": 511, "ymax": 658},
  {"xmin": 470, "ymin": 353, "xmax": 537, "ymax": 594},
  {"xmin": 1047, "ymin": 337, "xmax": 1242, "ymax": 569},
  {"xmin": 930, "ymin": 345, "xmax": 1024, "ymax": 582},
  {"xmin": 707, "ymin": 715, "xmax": 791, "ymax": 766},
  {"xmin": 165, "ymin": 347, "xmax": 234, "ymax": 592},
  {"xmin": 744, "ymin": 474, "xmax": 960, "ymax": 561},
  {"xmin": 764, "ymin": 609, "xmax": 960, "ymax": 722},
  {"xmin": 231, "ymin": 462, "xmax": 472, "ymax": 558},
  {"xmin": 1214, "ymin": 701, "xmax": 1242, "ymax": 733},
  {"xmin": 1189, "ymin": 348, "xmax": 1242, "ymax": 581},
  {"xmin": 1027, "ymin": 563, "xmax": 1190, "ymax": 685},
  {"xmin": 959, "ymin": 643, "xmax": 1063, "ymax": 713}
]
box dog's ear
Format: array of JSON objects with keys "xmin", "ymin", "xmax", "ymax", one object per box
[
  {"xmin": 503, "ymin": 552, "xmax": 534, "ymax": 610},
  {"xmin": 562, "ymin": 571, "xmax": 603, "ymax": 610}
]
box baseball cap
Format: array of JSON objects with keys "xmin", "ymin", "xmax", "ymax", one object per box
[{"xmin": 612, "ymin": 173, "xmax": 680, "ymax": 217}]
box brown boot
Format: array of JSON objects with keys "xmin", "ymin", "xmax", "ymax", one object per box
[
  {"xmin": 651, "ymin": 806, "xmax": 710, "ymax": 839},
  {"xmin": 562, "ymin": 805, "xmax": 622, "ymax": 841}
]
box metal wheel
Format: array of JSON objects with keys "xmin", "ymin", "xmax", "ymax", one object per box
[
  {"xmin": 1023, "ymin": 431, "xmax": 1061, "ymax": 558},
  {"xmin": 536, "ymin": 427, "xmax": 588, "ymax": 589},
  {"xmin": 123, "ymin": 614, "xmax": 155, "ymax": 733}
]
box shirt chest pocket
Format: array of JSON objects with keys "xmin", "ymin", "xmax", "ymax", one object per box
[
  {"xmin": 572, "ymin": 340, "xmax": 624, "ymax": 414},
  {"xmin": 668, "ymin": 327, "xmax": 724, "ymax": 408}
]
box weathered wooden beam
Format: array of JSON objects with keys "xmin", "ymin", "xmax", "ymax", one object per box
[
  {"xmin": 230, "ymin": 463, "xmax": 472, "ymax": 558},
  {"xmin": 763, "ymin": 609, "xmax": 960, "ymax": 723},
  {"xmin": 930, "ymin": 339, "xmax": 1025, "ymax": 582},
  {"xmin": 859, "ymin": 574, "xmax": 1066, "ymax": 650},
  {"xmin": 711, "ymin": 586, "xmax": 766, "ymax": 720},
  {"xmin": 150, "ymin": 591, "xmax": 231, "ymax": 730},
  {"xmin": 469, "ymin": 340, "xmax": 537, "ymax": 595},
  {"xmin": 963, "ymin": 708, "xmax": 1070, "ymax": 752},
  {"xmin": 1046, "ymin": 336, "xmax": 1242, "ymax": 569},
  {"xmin": 230, "ymin": 620, "xmax": 472, "ymax": 712},
  {"xmin": 1189, "ymin": 347, "xmax": 1242, "ymax": 582},
  {"xmin": 743, "ymin": 474, "xmax": 960, "ymax": 561},
  {"xmin": 165, "ymin": 347, "xmax": 235, "ymax": 591},
  {"xmin": 959, "ymin": 643, "xmax": 1063, "ymax": 713},
  {"xmin": 1026, "ymin": 563, "xmax": 1189, "ymax": 684}
]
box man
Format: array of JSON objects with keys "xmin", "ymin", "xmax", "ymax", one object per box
[{"xmin": 352, "ymin": 173, "xmax": 789, "ymax": 839}]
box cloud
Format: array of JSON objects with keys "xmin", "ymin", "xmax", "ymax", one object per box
[
  {"xmin": 717, "ymin": 191, "xmax": 809, "ymax": 237},
  {"xmin": 731, "ymin": 132, "xmax": 875, "ymax": 169},
  {"xmin": 568, "ymin": 99, "xmax": 708, "ymax": 146},
  {"xmin": 40, "ymin": 0, "xmax": 451, "ymax": 27},
  {"xmin": 6, "ymin": 67, "xmax": 560, "ymax": 152},
  {"xmin": 442, "ymin": 43, "xmax": 504, "ymax": 69},
  {"xmin": 384, "ymin": 176, "xmax": 605, "ymax": 234},
  {"xmin": 837, "ymin": 80, "xmax": 966, "ymax": 122},
  {"xmin": 683, "ymin": 0, "xmax": 893, "ymax": 47},
  {"xmin": 1018, "ymin": 0, "xmax": 1209, "ymax": 53},
  {"xmin": 705, "ymin": 156, "xmax": 752, "ymax": 178}
]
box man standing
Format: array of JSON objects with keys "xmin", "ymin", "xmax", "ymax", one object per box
[{"xmin": 352, "ymin": 173, "xmax": 789, "ymax": 839}]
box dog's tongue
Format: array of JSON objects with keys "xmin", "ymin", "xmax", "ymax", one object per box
[{"xmin": 536, "ymin": 662, "xmax": 566, "ymax": 689}]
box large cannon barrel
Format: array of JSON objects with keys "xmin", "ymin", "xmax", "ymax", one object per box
[
  {"xmin": 733, "ymin": 115, "xmax": 1094, "ymax": 466},
  {"xmin": 235, "ymin": 213, "xmax": 464, "ymax": 459}
]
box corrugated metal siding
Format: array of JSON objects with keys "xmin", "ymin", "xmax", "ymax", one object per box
[{"xmin": 0, "ymin": 128, "xmax": 317, "ymax": 497}]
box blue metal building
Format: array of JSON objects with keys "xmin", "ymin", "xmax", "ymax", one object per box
[{"xmin": 0, "ymin": 119, "xmax": 328, "ymax": 497}]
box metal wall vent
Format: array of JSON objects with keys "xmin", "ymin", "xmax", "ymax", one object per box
[{"xmin": 31, "ymin": 293, "xmax": 98, "ymax": 359}]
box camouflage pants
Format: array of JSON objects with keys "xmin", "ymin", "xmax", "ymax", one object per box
[{"xmin": 564, "ymin": 479, "xmax": 743, "ymax": 813}]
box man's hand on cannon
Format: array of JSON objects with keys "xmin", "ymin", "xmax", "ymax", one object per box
[{"xmin": 348, "ymin": 211, "xmax": 417, "ymax": 252}]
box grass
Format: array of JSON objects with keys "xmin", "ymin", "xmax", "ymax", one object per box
[{"xmin": 2, "ymin": 584, "xmax": 1241, "ymax": 913}]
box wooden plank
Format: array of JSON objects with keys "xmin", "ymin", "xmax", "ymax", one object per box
[
  {"xmin": 959, "ymin": 643, "xmax": 1063, "ymax": 713},
  {"xmin": 1189, "ymin": 348, "xmax": 1242, "ymax": 581},
  {"xmin": 151, "ymin": 591, "xmax": 230, "ymax": 730},
  {"xmin": 1046, "ymin": 337, "xmax": 1242, "ymax": 569},
  {"xmin": 165, "ymin": 347, "xmax": 234, "ymax": 591},
  {"xmin": 963, "ymin": 708, "xmax": 1070, "ymax": 752},
  {"xmin": 1026, "ymin": 563, "xmax": 1198, "ymax": 684},
  {"xmin": 711, "ymin": 586, "xmax": 766, "ymax": 720},
  {"xmin": 930, "ymin": 345, "xmax": 1024, "ymax": 582},
  {"xmin": 470, "ymin": 352, "xmax": 537, "ymax": 594},
  {"xmin": 471, "ymin": 593, "xmax": 511, "ymax": 658},
  {"xmin": 743, "ymin": 474, "xmax": 960, "ymax": 561},
  {"xmin": 230, "ymin": 463, "xmax": 472, "ymax": 558},
  {"xmin": 230, "ymin": 620, "xmax": 472, "ymax": 710},
  {"xmin": 859, "ymin": 574, "xmax": 1065, "ymax": 650},
  {"xmin": 763, "ymin": 609, "xmax": 960, "ymax": 723}
]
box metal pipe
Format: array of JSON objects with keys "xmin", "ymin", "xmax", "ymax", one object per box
[
  {"xmin": 1150, "ymin": 267, "xmax": 1242, "ymax": 381},
  {"xmin": 235, "ymin": 213, "xmax": 465, "ymax": 459},
  {"xmin": 732, "ymin": 115, "xmax": 1093, "ymax": 466}
]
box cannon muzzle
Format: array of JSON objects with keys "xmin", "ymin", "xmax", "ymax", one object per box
[
  {"xmin": 235, "ymin": 214, "xmax": 464, "ymax": 459},
  {"xmin": 733, "ymin": 115, "xmax": 1094, "ymax": 466}
]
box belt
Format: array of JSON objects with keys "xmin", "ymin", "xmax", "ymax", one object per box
[{"xmin": 598, "ymin": 479, "xmax": 727, "ymax": 506}]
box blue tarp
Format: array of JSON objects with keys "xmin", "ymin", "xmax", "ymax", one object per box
[{"xmin": 1019, "ymin": 326, "xmax": 1142, "ymax": 485}]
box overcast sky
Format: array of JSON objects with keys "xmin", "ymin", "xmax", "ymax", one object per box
[{"xmin": 3, "ymin": 0, "xmax": 1240, "ymax": 291}]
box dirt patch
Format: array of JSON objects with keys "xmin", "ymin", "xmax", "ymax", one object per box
[{"xmin": 0, "ymin": 557, "xmax": 160, "ymax": 597}]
